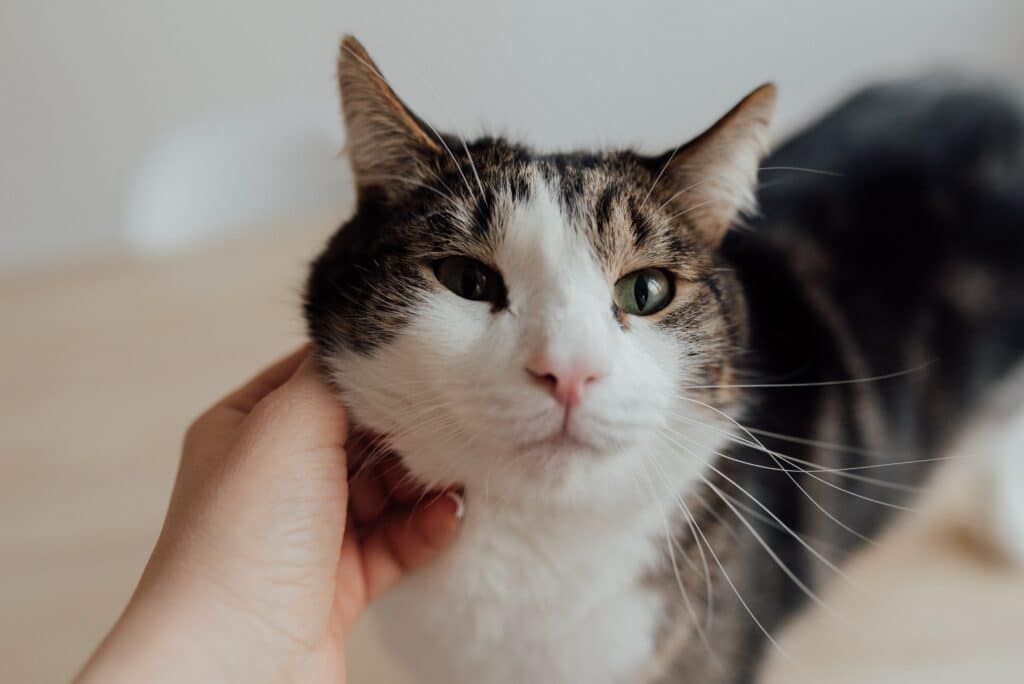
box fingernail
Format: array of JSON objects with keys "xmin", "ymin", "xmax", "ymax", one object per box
[{"xmin": 445, "ymin": 491, "xmax": 465, "ymax": 520}]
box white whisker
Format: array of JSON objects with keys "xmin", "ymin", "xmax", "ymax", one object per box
[
  {"xmin": 758, "ymin": 165, "xmax": 844, "ymax": 177},
  {"xmin": 681, "ymin": 359, "xmax": 937, "ymax": 390},
  {"xmin": 643, "ymin": 454, "xmax": 717, "ymax": 636},
  {"xmin": 635, "ymin": 456, "xmax": 720, "ymax": 666}
]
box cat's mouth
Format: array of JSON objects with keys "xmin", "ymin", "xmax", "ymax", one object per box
[{"xmin": 514, "ymin": 429, "xmax": 602, "ymax": 456}]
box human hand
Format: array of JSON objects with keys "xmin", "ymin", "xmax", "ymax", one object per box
[{"xmin": 76, "ymin": 347, "xmax": 463, "ymax": 684}]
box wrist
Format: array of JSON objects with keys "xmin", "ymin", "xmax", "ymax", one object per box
[{"xmin": 76, "ymin": 564, "xmax": 288, "ymax": 684}]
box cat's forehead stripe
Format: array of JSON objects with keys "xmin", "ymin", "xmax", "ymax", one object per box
[
  {"xmin": 427, "ymin": 150, "xmax": 712, "ymax": 281},
  {"xmin": 427, "ymin": 143, "xmax": 704, "ymax": 269},
  {"xmin": 527, "ymin": 157, "xmax": 705, "ymax": 275},
  {"xmin": 469, "ymin": 187, "xmax": 495, "ymax": 237},
  {"xmin": 627, "ymin": 198, "xmax": 654, "ymax": 249}
]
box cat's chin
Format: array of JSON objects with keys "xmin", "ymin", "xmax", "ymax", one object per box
[
  {"xmin": 506, "ymin": 438, "xmax": 608, "ymax": 486},
  {"xmin": 397, "ymin": 430, "xmax": 646, "ymax": 505}
]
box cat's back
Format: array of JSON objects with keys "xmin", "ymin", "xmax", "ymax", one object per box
[
  {"xmin": 671, "ymin": 80, "xmax": 1024, "ymax": 684},
  {"xmin": 756, "ymin": 76, "xmax": 1024, "ymax": 268},
  {"xmin": 742, "ymin": 77, "xmax": 1024, "ymax": 412}
]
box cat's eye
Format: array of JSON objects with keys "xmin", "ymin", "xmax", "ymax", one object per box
[
  {"xmin": 433, "ymin": 256, "xmax": 506, "ymax": 303},
  {"xmin": 613, "ymin": 268, "xmax": 674, "ymax": 316}
]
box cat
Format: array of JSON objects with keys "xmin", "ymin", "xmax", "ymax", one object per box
[{"xmin": 305, "ymin": 36, "xmax": 1024, "ymax": 683}]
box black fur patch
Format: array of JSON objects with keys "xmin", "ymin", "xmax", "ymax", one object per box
[{"xmin": 628, "ymin": 197, "xmax": 654, "ymax": 248}]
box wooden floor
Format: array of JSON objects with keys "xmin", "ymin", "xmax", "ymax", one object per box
[{"xmin": 2, "ymin": 223, "xmax": 1022, "ymax": 683}]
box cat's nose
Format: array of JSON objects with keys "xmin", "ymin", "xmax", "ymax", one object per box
[{"xmin": 525, "ymin": 353, "xmax": 605, "ymax": 407}]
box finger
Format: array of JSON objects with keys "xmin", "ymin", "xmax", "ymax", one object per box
[
  {"xmin": 243, "ymin": 356, "xmax": 349, "ymax": 462},
  {"xmin": 344, "ymin": 429, "xmax": 384, "ymax": 477},
  {"xmin": 359, "ymin": 491, "xmax": 464, "ymax": 602},
  {"xmin": 348, "ymin": 435, "xmax": 421, "ymax": 523},
  {"xmin": 348, "ymin": 460, "xmax": 388, "ymax": 524},
  {"xmin": 378, "ymin": 454, "xmax": 429, "ymax": 505},
  {"xmin": 218, "ymin": 345, "xmax": 311, "ymax": 414},
  {"xmin": 335, "ymin": 517, "xmax": 368, "ymax": 633}
]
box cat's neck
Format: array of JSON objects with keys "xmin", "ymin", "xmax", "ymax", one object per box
[{"xmin": 371, "ymin": 437, "xmax": 715, "ymax": 684}]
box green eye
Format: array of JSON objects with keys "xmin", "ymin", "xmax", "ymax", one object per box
[
  {"xmin": 614, "ymin": 268, "xmax": 674, "ymax": 315},
  {"xmin": 433, "ymin": 256, "xmax": 506, "ymax": 303}
]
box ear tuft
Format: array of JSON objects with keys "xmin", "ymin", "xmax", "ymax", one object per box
[
  {"xmin": 337, "ymin": 35, "xmax": 441, "ymax": 198},
  {"xmin": 655, "ymin": 83, "xmax": 777, "ymax": 243}
]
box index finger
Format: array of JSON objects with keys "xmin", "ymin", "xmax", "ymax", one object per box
[
  {"xmin": 244, "ymin": 355, "xmax": 349, "ymax": 456},
  {"xmin": 218, "ymin": 344, "xmax": 311, "ymax": 415}
]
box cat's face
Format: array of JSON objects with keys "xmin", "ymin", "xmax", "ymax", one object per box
[{"xmin": 306, "ymin": 37, "xmax": 775, "ymax": 504}]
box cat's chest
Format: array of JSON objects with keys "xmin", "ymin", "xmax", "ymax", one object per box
[{"xmin": 371, "ymin": 501, "xmax": 668, "ymax": 684}]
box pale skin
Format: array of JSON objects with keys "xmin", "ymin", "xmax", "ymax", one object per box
[{"xmin": 76, "ymin": 347, "xmax": 463, "ymax": 684}]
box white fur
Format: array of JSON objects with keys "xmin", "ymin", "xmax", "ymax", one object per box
[{"xmin": 329, "ymin": 179, "xmax": 729, "ymax": 682}]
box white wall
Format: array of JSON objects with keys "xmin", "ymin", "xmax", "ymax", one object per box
[{"xmin": 2, "ymin": 1, "xmax": 1021, "ymax": 272}]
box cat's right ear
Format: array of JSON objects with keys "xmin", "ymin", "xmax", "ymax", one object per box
[
  {"xmin": 648, "ymin": 84, "xmax": 776, "ymax": 245},
  {"xmin": 337, "ymin": 35, "xmax": 442, "ymax": 200}
]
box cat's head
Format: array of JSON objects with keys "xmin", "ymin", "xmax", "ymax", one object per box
[{"xmin": 306, "ymin": 36, "xmax": 774, "ymax": 506}]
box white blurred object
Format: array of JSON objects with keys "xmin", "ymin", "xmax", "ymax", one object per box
[
  {"xmin": 124, "ymin": 105, "xmax": 354, "ymax": 254},
  {"xmin": 963, "ymin": 362, "xmax": 1024, "ymax": 563},
  {"xmin": 988, "ymin": 407, "xmax": 1024, "ymax": 563}
]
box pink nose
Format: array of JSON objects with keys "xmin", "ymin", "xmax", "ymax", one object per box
[{"xmin": 526, "ymin": 353, "xmax": 604, "ymax": 407}]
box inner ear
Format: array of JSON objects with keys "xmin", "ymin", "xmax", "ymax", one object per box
[
  {"xmin": 337, "ymin": 35, "xmax": 443, "ymax": 199},
  {"xmin": 648, "ymin": 84, "xmax": 776, "ymax": 244}
]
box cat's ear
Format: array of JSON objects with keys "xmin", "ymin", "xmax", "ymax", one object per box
[
  {"xmin": 337, "ymin": 35, "xmax": 443, "ymax": 199},
  {"xmin": 652, "ymin": 84, "xmax": 776, "ymax": 243}
]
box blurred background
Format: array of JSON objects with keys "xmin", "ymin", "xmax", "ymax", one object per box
[
  {"xmin": 4, "ymin": 0, "xmax": 1024, "ymax": 272},
  {"xmin": 1, "ymin": 2, "xmax": 1022, "ymax": 682}
]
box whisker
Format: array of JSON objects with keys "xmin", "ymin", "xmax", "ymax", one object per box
[
  {"xmin": 654, "ymin": 178, "xmax": 714, "ymax": 215},
  {"xmin": 646, "ymin": 451, "xmax": 791, "ymax": 662},
  {"xmin": 635, "ymin": 456, "xmax": 720, "ymax": 666},
  {"xmin": 744, "ymin": 426, "xmax": 884, "ymax": 458},
  {"xmin": 720, "ymin": 425, "xmax": 880, "ymax": 547},
  {"xmin": 693, "ymin": 488, "xmax": 843, "ymax": 556},
  {"xmin": 672, "ymin": 395, "xmax": 987, "ymax": 532},
  {"xmin": 671, "ymin": 404, "xmax": 882, "ymax": 552},
  {"xmin": 700, "ymin": 470, "xmax": 849, "ymax": 621},
  {"xmin": 669, "ymin": 414, "xmax": 922, "ymax": 492},
  {"xmin": 643, "ymin": 454, "xmax": 717, "ymax": 636},
  {"xmin": 740, "ymin": 426, "xmax": 983, "ymax": 472},
  {"xmin": 665, "ymin": 198, "xmax": 721, "ymax": 223},
  {"xmin": 758, "ymin": 165, "xmax": 844, "ymax": 177},
  {"xmin": 639, "ymin": 143, "xmax": 685, "ymax": 210},
  {"xmin": 680, "ymin": 359, "xmax": 937, "ymax": 390},
  {"xmin": 458, "ymin": 137, "xmax": 486, "ymax": 199},
  {"xmin": 659, "ymin": 426, "xmax": 856, "ymax": 587},
  {"xmin": 358, "ymin": 173, "xmax": 459, "ymax": 204}
]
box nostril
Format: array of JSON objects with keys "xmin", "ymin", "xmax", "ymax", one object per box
[{"xmin": 526, "ymin": 367, "xmax": 559, "ymax": 387}]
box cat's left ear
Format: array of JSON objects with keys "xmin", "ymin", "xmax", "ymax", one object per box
[{"xmin": 650, "ymin": 84, "xmax": 776, "ymax": 243}]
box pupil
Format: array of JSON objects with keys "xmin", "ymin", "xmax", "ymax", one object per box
[
  {"xmin": 634, "ymin": 275, "xmax": 650, "ymax": 310},
  {"xmin": 462, "ymin": 267, "xmax": 483, "ymax": 298}
]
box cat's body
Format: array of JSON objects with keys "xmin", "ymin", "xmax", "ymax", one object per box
[{"xmin": 306, "ymin": 38, "xmax": 1024, "ymax": 683}]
